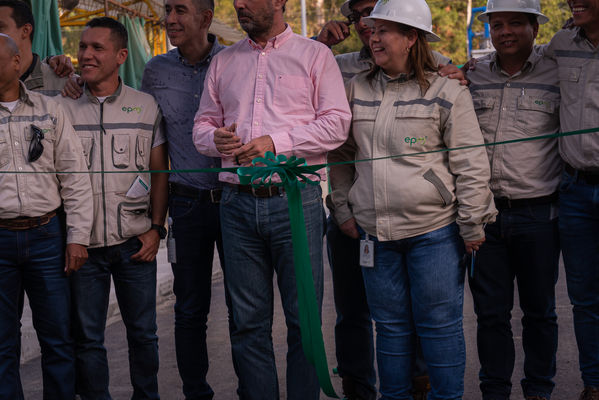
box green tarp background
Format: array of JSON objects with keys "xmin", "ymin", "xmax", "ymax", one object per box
[
  {"xmin": 30, "ymin": 0, "xmax": 63, "ymax": 58},
  {"xmin": 119, "ymin": 15, "xmax": 152, "ymax": 90}
]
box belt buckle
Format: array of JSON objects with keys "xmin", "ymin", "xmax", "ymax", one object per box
[{"xmin": 210, "ymin": 189, "xmax": 221, "ymax": 203}]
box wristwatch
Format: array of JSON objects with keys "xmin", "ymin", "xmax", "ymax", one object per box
[{"xmin": 151, "ymin": 224, "xmax": 167, "ymax": 239}]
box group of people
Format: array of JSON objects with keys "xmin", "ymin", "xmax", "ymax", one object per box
[{"xmin": 0, "ymin": 0, "xmax": 597, "ymax": 399}]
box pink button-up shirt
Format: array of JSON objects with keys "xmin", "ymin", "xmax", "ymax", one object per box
[{"xmin": 192, "ymin": 25, "xmax": 351, "ymax": 184}]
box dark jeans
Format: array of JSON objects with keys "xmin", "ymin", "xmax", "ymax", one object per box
[
  {"xmin": 0, "ymin": 216, "xmax": 75, "ymax": 400},
  {"xmin": 169, "ymin": 192, "xmax": 233, "ymax": 400},
  {"xmin": 71, "ymin": 237, "xmax": 159, "ymax": 400},
  {"xmin": 220, "ymin": 184, "xmax": 324, "ymax": 400},
  {"xmin": 559, "ymin": 170, "xmax": 599, "ymax": 387},
  {"xmin": 469, "ymin": 203, "xmax": 559, "ymax": 399},
  {"xmin": 326, "ymin": 216, "xmax": 376, "ymax": 399}
]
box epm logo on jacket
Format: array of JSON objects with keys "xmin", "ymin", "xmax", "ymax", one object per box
[{"xmin": 122, "ymin": 106, "xmax": 142, "ymax": 114}]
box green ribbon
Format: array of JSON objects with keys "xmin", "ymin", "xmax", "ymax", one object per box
[{"xmin": 237, "ymin": 152, "xmax": 338, "ymax": 398}]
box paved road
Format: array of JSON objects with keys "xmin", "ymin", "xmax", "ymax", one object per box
[{"xmin": 21, "ymin": 250, "xmax": 582, "ymax": 399}]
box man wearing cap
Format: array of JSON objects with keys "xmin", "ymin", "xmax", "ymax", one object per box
[
  {"xmin": 192, "ymin": 0, "xmax": 351, "ymax": 396},
  {"xmin": 57, "ymin": 17, "xmax": 168, "ymax": 399},
  {"xmin": 465, "ymin": 2, "xmax": 561, "ymax": 399},
  {"xmin": 0, "ymin": 33, "xmax": 93, "ymax": 399},
  {"xmin": 315, "ymin": 2, "xmax": 460, "ymax": 399},
  {"xmin": 545, "ymin": 1, "xmax": 599, "ymax": 399}
]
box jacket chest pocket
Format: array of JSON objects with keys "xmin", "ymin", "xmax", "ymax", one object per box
[
  {"xmin": 112, "ymin": 134, "xmax": 130, "ymax": 168},
  {"xmin": 390, "ymin": 107, "xmax": 440, "ymax": 158},
  {"xmin": 135, "ymin": 136, "xmax": 150, "ymax": 170},
  {"xmin": 514, "ymin": 95, "xmax": 558, "ymax": 135}
]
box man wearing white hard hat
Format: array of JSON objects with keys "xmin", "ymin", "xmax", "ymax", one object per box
[
  {"xmin": 466, "ymin": 1, "xmax": 561, "ymax": 400},
  {"xmin": 545, "ymin": 1, "xmax": 599, "ymax": 399},
  {"xmin": 329, "ymin": 0, "xmax": 496, "ymax": 399}
]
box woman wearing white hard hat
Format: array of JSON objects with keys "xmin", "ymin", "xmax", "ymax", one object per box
[{"xmin": 328, "ymin": 0, "xmax": 497, "ymax": 398}]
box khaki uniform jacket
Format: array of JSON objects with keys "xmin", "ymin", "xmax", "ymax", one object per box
[
  {"xmin": 57, "ymin": 82, "xmax": 164, "ymax": 248},
  {"xmin": 329, "ymin": 70, "xmax": 497, "ymax": 242},
  {"xmin": 467, "ymin": 46, "xmax": 562, "ymax": 199},
  {"xmin": 0, "ymin": 83, "xmax": 93, "ymax": 245},
  {"xmin": 546, "ymin": 27, "xmax": 599, "ymax": 170},
  {"xmin": 23, "ymin": 55, "xmax": 68, "ymax": 97}
]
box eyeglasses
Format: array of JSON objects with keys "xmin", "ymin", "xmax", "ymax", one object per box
[
  {"xmin": 28, "ymin": 125, "xmax": 44, "ymax": 162},
  {"xmin": 348, "ymin": 7, "xmax": 374, "ymax": 24}
]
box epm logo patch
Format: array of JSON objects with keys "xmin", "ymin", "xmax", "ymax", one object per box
[{"xmin": 122, "ymin": 106, "xmax": 142, "ymax": 114}]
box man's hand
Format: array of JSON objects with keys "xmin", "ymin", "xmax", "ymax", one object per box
[
  {"xmin": 233, "ymin": 135, "xmax": 275, "ymax": 165},
  {"xmin": 48, "ymin": 55, "xmax": 74, "ymax": 78},
  {"xmin": 65, "ymin": 243, "xmax": 88, "ymax": 276},
  {"xmin": 62, "ymin": 75, "xmax": 84, "ymax": 99},
  {"xmin": 340, "ymin": 217, "xmax": 359, "ymax": 239},
  {"xmin": 461, "ymin": 57, "xmax": 478, "ymax": 73},
  {"xmin": 438, "ymin": 63, "xmax": 468, "ymax": 86},
  {"xmin": 131, "ymin": 229, "xmax": 161, "ymax": 262},
  {"xmin": 464, "ymin": 237, "xmax": 485, "ymax": 254},
  {"xmin": 214, "ymin": 123, "xmax": 242, "ymax": 156},
  {"xmin": 316, "ymin": 20, "xmax": 351, "ymax": 47}
]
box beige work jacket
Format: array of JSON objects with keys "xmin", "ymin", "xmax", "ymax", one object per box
[
  {"xmin": 329, "ymin": 70, "xmax": 497, "ymax": 242},
  {"xmin": 23, "ymin": 55, "xmax": 68, "ymax": 97},
  {"xmin": 546, "ymin": 27, "xmax": 599, "ymax": 171},
  {"xmin": 0, "ymin": 83, "xmax": 93, "ymax": 245},
  {"xmin": 57, "ymin": 82, "xmax": 164, "ymax": 248},
  {"xmin": 467, "ymin": 46, "xmax": 561, "ymax": 199}
]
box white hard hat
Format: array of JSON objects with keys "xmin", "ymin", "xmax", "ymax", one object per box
[
  {"xmin": 363, "ymin": 0, "xmax": 441, "ymax": 42},
  {"xmin": 477, "ymin": 0, "xmax": 549, "ymax": 24}
]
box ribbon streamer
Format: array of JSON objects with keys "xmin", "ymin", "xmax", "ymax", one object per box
[{"xmin": 237, "ymin": 152, "xmax": 338, "ymax": 398}]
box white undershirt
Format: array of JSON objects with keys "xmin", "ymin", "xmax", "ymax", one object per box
[
  {"xmin": 96, "ymin": 96, "xmax": 108, "ymax": 103},
  {"xmin": 0, "ymin": 100, "xmax": 19, "ymax": 112}
]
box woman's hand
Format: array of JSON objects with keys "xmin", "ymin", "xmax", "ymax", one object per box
[
  {"xmin": 464, "ymin": 237, "xmax": 485, "ymax": 254},
  {"xmin": 340, "ymin": 217, "xmax": 359, "ymax": 239}
]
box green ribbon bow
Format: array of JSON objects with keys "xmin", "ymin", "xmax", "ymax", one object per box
[{"xmin": 238, "ymin": 152, "xmax": 338, "ymax": 398}]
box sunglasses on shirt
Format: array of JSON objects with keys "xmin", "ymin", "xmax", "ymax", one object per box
[{"xmin": 28, "ymin": 125, "xmax": 44, "ymax": 162}]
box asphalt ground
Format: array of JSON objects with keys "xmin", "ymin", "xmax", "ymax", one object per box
[{"xmin": 20, "ymin": 248, "xmax": 582, "ymax": 399}]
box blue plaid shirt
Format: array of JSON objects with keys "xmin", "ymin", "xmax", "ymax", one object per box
[{"xmin": 141, "ymin": 34, "xmax": 225, "ymax": 190}]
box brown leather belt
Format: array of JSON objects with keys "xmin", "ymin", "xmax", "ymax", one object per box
[
  {"xmin": 0, "ymin": 210, "xmax": 57, "ymax": 230},
  {"xmin": 169, "ymin": 183, "xmax": 222, "ymax": 203},
  {"xmin": 565, "ymin": 163, "xmax": 599, "ymax": 185},
  {"xmin": 226, "ymin": 183, "xmax": 284, "ymax": 198}
]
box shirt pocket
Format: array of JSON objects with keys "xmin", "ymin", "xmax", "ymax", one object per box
[
  {"xmin": 558, "ymin": 65, "xmax": 582, "ymax": 106},
  {"xmin": 514, "ymin": 95, "xmax": 558, "ymax": 135},
  {"xmin": 117, "ymin": 201, "xmax": 151, "ymax": 239},
  {"xmin": 112, "ymin": 134, "xmax": 130, "ymax": 169},
  {"xmin": 273, "ymin": 75, "xmax": 314, "ymax": 114},
  {"xmin": 135, "ymin": 136, "xmax": 150, "ymax": 170},
  {"xmin": 390, "ymin": 107, "xmax": 439, "ymax": 159},
  {"xmin": 24, "ymin": 124, "xmax": 55, "ymax": 168},
  {"xmin": 473, "ymin": 97, "xmax": 496, "ymax": 135},
  {"xmin": 0, "ymin": 136, "xmax": 9, "ymax": 168}
]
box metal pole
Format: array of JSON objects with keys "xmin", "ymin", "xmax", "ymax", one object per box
[
  {"xmin": 104, "ymin": 0, "xmax": 109, "ymax": 16},
  {"xmin": 301, "ymin": 0, "xmax": 307, "ymax": 37}
]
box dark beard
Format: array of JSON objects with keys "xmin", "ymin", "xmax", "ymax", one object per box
[{"xmin": 237, "ymin": 7, "xmax": 274, "ymax": 37}]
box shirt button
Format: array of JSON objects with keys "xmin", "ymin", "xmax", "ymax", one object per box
[
  {"xmin": 506, "ymin": 83, "xmax": 511, "ymax": 87},
  {"xmin": 256, "ymin": 98, "xmax": 262, "ymax": 103},
  {"xmin": 261, "ymin": 52, "xmax": 266, "ymax": 56},
  {"xmin": 502, "ymin": 107, "xmax": 506, "ymax": 111},
  {"xmin": 14, "ymin": 141, "xmax": 18, "ymax": 146},
  {"xmin": 194, "ymin": 70, "xmax": 198, "ymax": 74},
  {"xmin": 258, "ymin": 74, "xmax": 263, "ymax": 79},
  {"xmin": 194, "ymin": 94, "xmax": 199, "ymax": 98},
  {"xmin": 18, "ymin": 166, "xmax": 22, "ymax": 170},
  {"xmin": 254, "ymin": 121, "xmax": 259, "ymax": 126}
]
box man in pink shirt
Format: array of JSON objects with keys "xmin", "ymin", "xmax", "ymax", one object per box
[{"xmin": 192, "ymin": 0, "xmax": 350, "ymax": 397}]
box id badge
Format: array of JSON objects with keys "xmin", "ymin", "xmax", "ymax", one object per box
[{"xmin": 360, "ymin": 235, "xmax": 374, "ymax": 268}]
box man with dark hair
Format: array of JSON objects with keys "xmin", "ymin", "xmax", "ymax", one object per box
[
  {"xmin": 192, "ymin": 0, "xmax": 351, "ymax": 397},
  {"xmin": 141, "ymin": 0, "xmax": 232, "ymax": 398},
  {"xmin": 0, "ymin": 33, "xmax": 93, "ymax": 400},
  {"xmin": 56, "ymin": 17, "xmax": 169, "ymax": 400},
  {"xmin": 466, "ymin": 1, "xmax": 562, "ymax": 399},
  {"xmin": 0, "ymin": 0, "xmax": 74, "ymax": 95}
]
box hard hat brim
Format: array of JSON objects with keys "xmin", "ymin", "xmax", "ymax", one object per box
[
  {"xmin": 477, "ymin": 9, "xmax": 549, "ymax": 24},
  {"xmin": 363, "ymin": 15, "xmax": 441, "ymax": 42}
]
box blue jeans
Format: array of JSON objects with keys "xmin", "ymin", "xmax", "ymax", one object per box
[
  {"xmin": 71, "ymin": 237, "xmax": 159, "ymax": 400},
  {"xmin": 326, "ymin": 216, "xmax": 376, "ymax": 400},
  {"xmin": 468, "ymin": 203, "xmax": 559, "ymax": 399},
  {"xmin": 169, "ymin": 192, "xmax": 235, "ymax": 400},
  {"xmin": 559, "ymin": 170, "xmax": 599, "ymax": 388},
  {"xmin": 360, "ymin": 223, "xmax": 466, "ymax": 400},
  {"xmin": 0, "ymin": 216, "xmax": 75, "ymax": 400},
  {"xmin": 220, "ymin": 184, "xmax": 324, "ymax": 400}
]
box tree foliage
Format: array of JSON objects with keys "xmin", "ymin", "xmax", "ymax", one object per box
[{"xmin": 214, "ymin": 0, "xmax": 572, "ymax": 64}]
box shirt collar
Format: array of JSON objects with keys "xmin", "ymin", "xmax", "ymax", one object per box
[
  {"xmin": 489, "ymin": 48, "xmax": 539, "ymax": 76},
  {"xmin": 84, "ymin": 78, "xmax": 123, "ymax": 104},
  {"xmin": 247, "ymin": 24, "xmax": 293, "ymax": 50},
  {"xmin": 176, "ymin": 34, "xmax": 223, "ymax": 66},
  {"xmin": 18, "ymin": 81, "xmax": 34, "ymax": 106},
  {"xmin": 359, "ymin": 46, "xmax": 373, "ymax": 63}
]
